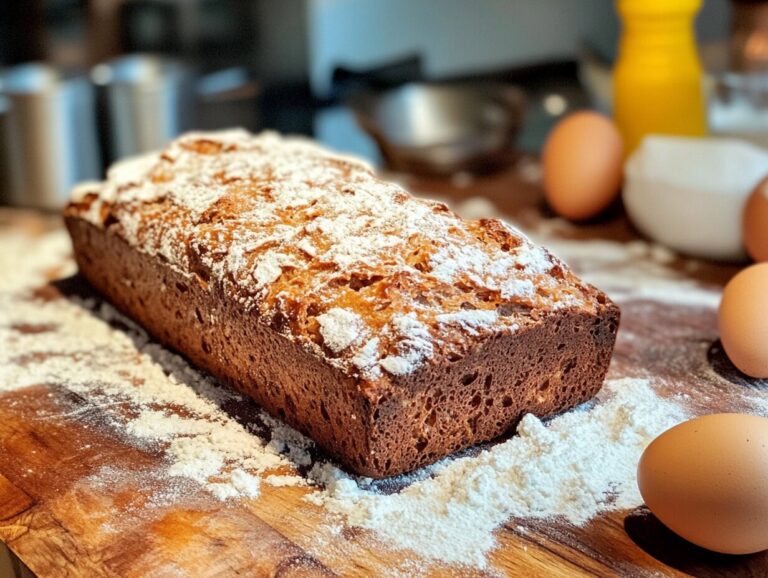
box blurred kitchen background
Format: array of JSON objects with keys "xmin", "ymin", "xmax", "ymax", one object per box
[{"xmin": 0, "ymin": 0, "xmax": 756, "ymax": 210}]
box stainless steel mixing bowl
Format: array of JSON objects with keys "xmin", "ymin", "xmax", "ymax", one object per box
[{"xmin": 349, "ymin": 82, "xmax": 525, "ymax": 175}]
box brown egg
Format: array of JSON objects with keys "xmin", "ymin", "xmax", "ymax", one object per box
[
  {"xmin": 542, "ymin": 111, "xmax": 623, "ymax": 221},
  {"xmin": 744, "ymin": 177, "xmax": 768, "ymax": 262},
  {"xmin": 719, "ymin": 263, "xmax": 768, "ymax": 378},
  {"xmin": 638, "ymin": 413, "xmax": 768, "ymax": 555}
]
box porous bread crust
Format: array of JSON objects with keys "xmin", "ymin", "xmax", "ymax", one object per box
[
  {"xmin": 67, "ymin": 130, "xmax": 604, "ymax": 382},
  {"xmin": 65, "ymin": 130, "xmax": 620, "ymax": 477},
  {"xmin": 65, "ymin": 219, "xmax": 619, "ymax": 477}
]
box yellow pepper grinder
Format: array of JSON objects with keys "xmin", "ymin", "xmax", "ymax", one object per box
[{"xmin": 613, "ymin": 0, "xmax": 708, "ymax": 156}]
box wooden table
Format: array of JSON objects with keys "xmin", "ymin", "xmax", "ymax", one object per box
[{"xmin": 1, "ymin": 164, "xmax": 766, "ymax": 578}]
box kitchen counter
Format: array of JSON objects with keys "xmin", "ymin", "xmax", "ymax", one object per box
[{"xmin": 0, "ymin": 162, "xmax": 765, "ymax": 577}]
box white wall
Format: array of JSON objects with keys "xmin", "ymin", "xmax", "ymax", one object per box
[
  {"xmin": 307, "ymin": 0, "xmax": 729, "ymax": 97},
  {"xmin": 309, "ymin": 0, "xmax": 612, "ymax": 96}
]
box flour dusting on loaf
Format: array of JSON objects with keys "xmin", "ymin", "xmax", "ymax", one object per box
[{"xmin": 69, "ymin": 130, "xmax": 601, "ymax": 380}]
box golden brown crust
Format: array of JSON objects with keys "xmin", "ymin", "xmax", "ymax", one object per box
[
  {"xmin": 65, "ymin": 218, "xmax": 619, "ymax": 477},
  {"xmin": 65, "ymin": 130, "xmax": 620, "ymax": 477}
]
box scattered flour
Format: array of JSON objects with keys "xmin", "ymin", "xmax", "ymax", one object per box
[
  {"xmin": 265, "ymin": 474, "xmax": 307, "ymax": 487},
  {"xmin": 378, "ymin": 313, "xmax": 435, "ymax": 376},
  {"xmin": 0, "ymin": 210, "xmax": 743, "ymax": 571},
  {"xmin": 316, "ymin": 308, "xmax": 364, "ymax": 352},
  {"xmin": 0, "ymin": 291, "xmax": 297, "ymax": 499},
  {"xmin": 0, "ymin": 227, "xmax": 76, "ymax": 293},
  {"xmin": 435, "ymin": 309, "xmax": 499, "ymax": 335},
  {"xmin": 541, "ymin": 238, "xmax": 721, "ymax": 308},
  {"xmin": 305, "ymin": 377, "xmax": 686, "ymax": 568},
  {"xmin": 0, "ymin": 232, "xmax": 302, "ymax": 500},
  {"xmin": 350, "ymin": 337, "xmax": 382, "ymax": 380},
  {"xmin": 447, "ymin": 196, "xmax": 723, "ymax": 308}
]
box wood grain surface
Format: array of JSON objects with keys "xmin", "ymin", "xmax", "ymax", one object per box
[{"xmin": 1, "ymin": 165, "xmax": 767, "ymax": 577}]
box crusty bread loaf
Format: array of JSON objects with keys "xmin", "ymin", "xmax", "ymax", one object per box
[{"xmin": 64, "ymin": 130, "xmax": 620, "ymax": 478}]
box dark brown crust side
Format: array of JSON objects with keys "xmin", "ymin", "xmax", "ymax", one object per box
[{"xmin": 65, "ymin": 217, "xmax": 620, "ymax": 478}]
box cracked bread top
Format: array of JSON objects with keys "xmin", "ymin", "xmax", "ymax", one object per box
[{"xmin": 66, "ymin": 130, "xmax": 611, "ymax": 382}]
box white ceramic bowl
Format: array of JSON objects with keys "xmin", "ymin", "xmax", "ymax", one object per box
[{"xmin": 623, "ymin": 136, "xmax": 768, "ymax": 262}]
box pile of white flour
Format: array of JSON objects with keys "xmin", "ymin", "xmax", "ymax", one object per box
[
  {"xmin": 0, "ymin": 217, "xmax": 719, "ymax": 570},
  {"xmin": 307, "ymin": 377, "xmax": 684, "ymax": 567}
]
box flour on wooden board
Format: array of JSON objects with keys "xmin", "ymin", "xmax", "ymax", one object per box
[
  {"xmin": 305, "ymin": 377, "xmax": 686, "ymax": 568},
  {"xmin": 450, "ymin": 195, "xmax": 722, "ymax": 308},
  {"xmin": 0, "ymin": 219, "xmax": 759, "ymax": 571}
]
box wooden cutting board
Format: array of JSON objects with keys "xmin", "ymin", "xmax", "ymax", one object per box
[{"xmin": 1, "ymin": 168, "xmax": 767, "ymax": 577}]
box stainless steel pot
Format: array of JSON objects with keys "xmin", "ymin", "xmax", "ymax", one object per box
[
  {"xmin": 1, "ymin": 63, "xmax": 101, "ymax": 209},
  {"xmin": 92, "ymin": 54, "xmax": 194, "ymax": 163}
]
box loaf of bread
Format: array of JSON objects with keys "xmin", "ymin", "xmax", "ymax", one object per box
[{"xmin": 64, "ymin": 130, "xmax": 620, "ymax": 478}]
